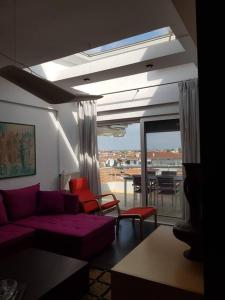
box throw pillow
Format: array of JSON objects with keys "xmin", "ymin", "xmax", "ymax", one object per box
[
  {"xmin": 64, "ymin": 193, "xmax": 80, "ymax": 214},
  {"xmin": 38, "ymin": 191, "xmax": 64, "ymax": 215},
  {"xmin": 0, "ymin": 194, "xmax": 8, "ymax": 225},
  {"xmin": 1, "ymin": 183, "xmax": 40, "ymax": 221}
]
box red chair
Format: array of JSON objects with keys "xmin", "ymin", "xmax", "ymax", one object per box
[{"xmin": 69, "ymin": 177, "xmax": 120, "ymax": 215}]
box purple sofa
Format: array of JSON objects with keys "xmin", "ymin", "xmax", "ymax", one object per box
[{"xmin": 0, "ymin": 184, "xmax": 115, "ymax": 260}]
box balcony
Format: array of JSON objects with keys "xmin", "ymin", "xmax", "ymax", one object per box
[{"xmin": 99, "ymin": 166, "xmax": 183, "ymax": 224}]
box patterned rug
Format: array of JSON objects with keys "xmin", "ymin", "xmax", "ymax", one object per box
[{"xmin": 81, "ymin": 268, "xmax": 111, "ymax": 300}]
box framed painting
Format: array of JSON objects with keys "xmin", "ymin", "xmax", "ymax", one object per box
[{"xmin": 0, "ymin": 122, "xmax": 36, "ymax": 179}]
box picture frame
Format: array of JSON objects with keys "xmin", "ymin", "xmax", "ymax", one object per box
[{"xmin": 0, "ymin": 121, "xmax": 36, "ymax": 179}]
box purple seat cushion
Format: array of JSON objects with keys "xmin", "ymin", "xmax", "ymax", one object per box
[
  {"xmin": 38, "ymin": 191, "xmax": 64, "ymax": 215},
  {"xmin": 64, "ymin": 193, "xmax": 80, "ymax": 214},
  {"xmin": 0, "ymin": 194, "xmax": 8, "ymax": 225},
  {"xmin": 0, "ymin": 224, "xmax": 35, "ymax": 248},
  {"xmin": 15, "ymin": 213, "xmax": 115, "ymax": 259},
  {"xmin": 14, "ymin": 213, "xmax": 114, "ymax": 237},
  {"xmin": 0, "ymin": 183, "xmax": 40, "ymax": 221}
]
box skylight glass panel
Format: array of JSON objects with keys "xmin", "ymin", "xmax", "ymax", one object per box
[{"xmin": 83, "ymin": 27, "xmax": 172, "ymax": 56}]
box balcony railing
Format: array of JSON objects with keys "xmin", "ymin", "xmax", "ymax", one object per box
[{"xmin": 99, "ymin": 166, "xmax": 183, "ymax": 222}]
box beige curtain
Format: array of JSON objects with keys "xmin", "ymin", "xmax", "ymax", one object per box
[
  {"xmin": 179, "ymin": 78, "xmax": 200, "ymax": 163},
  {"xmin": 77, "ymin": 101, "xmax": 101, "ymax": 194},
  {"xmin": 178, "ymin": 78, "xmax": 200, "ymax": 221}
]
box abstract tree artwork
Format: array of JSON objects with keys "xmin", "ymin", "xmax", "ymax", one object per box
[{"xmin": 0, "ymin": 122, "xmax": 36, "ymax": 179}]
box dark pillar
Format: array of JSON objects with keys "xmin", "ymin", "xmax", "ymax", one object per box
[{"xmin": 196, "ymin": 0, "xmax": 224, "ymax": 298}]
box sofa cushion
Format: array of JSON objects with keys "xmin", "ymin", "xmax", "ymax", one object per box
[
  {"xmin": 0, "ymin": 183, "xmax": 40, "ymax": 221},
  {"xmin": 0, "ymin": 224, "xmax": 35, "ymax": 249},
  {"xmin": 38, "ymin": 191, "xmax": 64, "ymax": 215},
  {"xmin": 15, "ymin": 213, "xmax": 115, "ymax": 259},
  {"xmin": 14, "ymin": 213, "xmax": 114, "ymax": 237},
  {"xmin": 64, "ymin": 193, "xmax": 80, "ymax": 214},
  {"xmin": 0, "ymin": 194, "xmax": 8, "ymax": 225}
]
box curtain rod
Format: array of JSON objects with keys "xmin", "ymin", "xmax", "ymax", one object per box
[{"xmin": 101, "ymin": 78, "xmax": 196, "ymax": 96}]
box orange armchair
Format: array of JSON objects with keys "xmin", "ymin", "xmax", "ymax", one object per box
[{"xmin": 69, "ymin": 177, "xmax": 120, "ymax": 216}]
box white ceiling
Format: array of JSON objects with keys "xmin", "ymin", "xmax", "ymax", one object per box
[{"xmin": 0, "ymin": 0, "xmax": 197, "ymax": 92}]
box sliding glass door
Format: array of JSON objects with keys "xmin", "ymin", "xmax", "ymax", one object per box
[
  {"xmin": 97, "ymin": 117, "xmax": 184, "ymax": 223},
  {"xmin": 140, "ymin": 117, "xmax": 183, "ymax": 224}
]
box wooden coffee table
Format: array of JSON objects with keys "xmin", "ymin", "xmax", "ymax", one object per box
[{"xmin": 0, "ymin": 248, "xmax": 89, "ymax": 299}]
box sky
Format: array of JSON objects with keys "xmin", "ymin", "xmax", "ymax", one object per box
[
  {"xmin": 84, "ymin": 27, "xmax": 169, "ymax": 55},
  {"xmin": 98, "ymin": 123, "xmax": 181, "ymax": 151}
]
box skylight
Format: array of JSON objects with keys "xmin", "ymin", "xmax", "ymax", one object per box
[{"xmin": 83, "ymin": 27, "xmax": 172, "ymax": 56}]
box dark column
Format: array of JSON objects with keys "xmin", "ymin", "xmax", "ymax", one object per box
[{"xmin": 196, "ymin": 0, "xmax": 223, "ymax": 298}]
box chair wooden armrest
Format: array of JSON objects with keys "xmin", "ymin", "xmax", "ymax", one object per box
[{"xmin": 96, "ymin": 193, "xmax": 118, "ymax": 201}]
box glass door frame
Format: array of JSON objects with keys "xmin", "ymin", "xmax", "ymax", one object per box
[{"xmin": 140, "ymin": 114, "xmax": 180, "ymax": 207}]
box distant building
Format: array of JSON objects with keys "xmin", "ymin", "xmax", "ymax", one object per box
[
  {"xmin": 99, "ymin": 150, "xmax": 182, "ymax": 169},
  {"xmin": 121, "ymin": 159, "xmax": 141, "ymax": 168},
  {"xmin": 147, "ymin": 151, "xmax": 182, "ymax": 166},
  {"xmin": 105, "ymin": 159, "xmax": 116, "ymax": 167}
]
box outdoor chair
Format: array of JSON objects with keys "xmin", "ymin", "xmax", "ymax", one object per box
[
  {"xmin": 132, "ymin": 175, "xmax": 152, "ymax": 206},
  {"xmin": 147, "ymin": 171, "xmax": 157, "ymax": 205},
  {"xmin": 156, "ymin": 175, "xmax": 180, "ymax": 207},
  {"xmin": 161, "ymin": 171, "xmax": 177, "ymax": 176},
  {"xmin": 69, "ymin": 177, "xmax": 120, "ymax": 215},
  {"xmin": 132, "ymin": 175, "xmax": 143, "ymax": 206}
]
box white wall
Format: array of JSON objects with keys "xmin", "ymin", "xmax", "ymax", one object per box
[
  {"xmin": 56, "ymin": 102, "xmax": 79, "ymax": 174},
  {"xmin": 0, "ymin": 77, "xmax": 79, "ymax": 190}
]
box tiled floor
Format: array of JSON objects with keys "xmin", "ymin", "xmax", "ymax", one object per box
[
  {"xmin": 81, "ymin": 269, "xmax": 111, "ymax": 300},
  {"xmin": 80, "ymin": 220, "xmax": 159, "ymax": 299},
  {"xmin": 90, "ymin": 219, "xmax": 157, "ymax": 270}
]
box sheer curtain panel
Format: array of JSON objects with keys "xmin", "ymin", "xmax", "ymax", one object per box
[
  {"xmin": 78, "ymin": 101, "xmax": 101, "ymax": 195},
  {"xmin": 178, "ymin": 78, "xmax": 200, "ymax": 220}
]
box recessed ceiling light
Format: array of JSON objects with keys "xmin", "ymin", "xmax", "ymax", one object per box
[
  {"xmin": 0, "ymin": 65, "xmax": 102, "ymax": 104},
  {"xmin": 146, "ymin": 63, "xmax": 154, "ymax": 68}
]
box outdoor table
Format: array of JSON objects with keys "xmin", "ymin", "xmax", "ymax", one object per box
[{"xmin": 123, "ymin": 175, "xmax": 183, "ymax": 207}]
